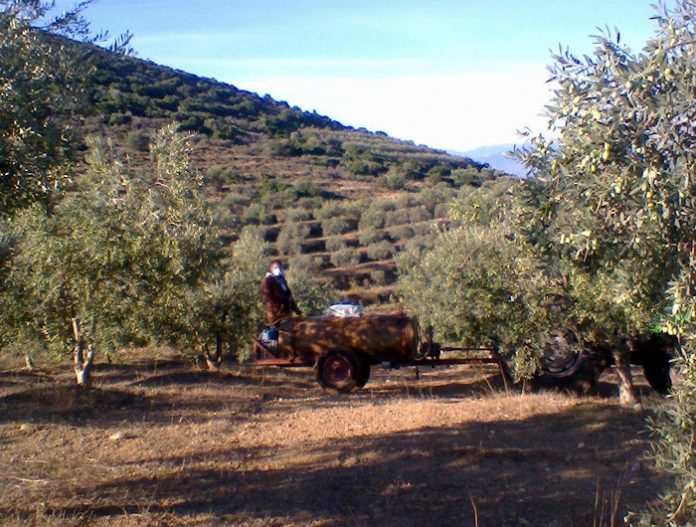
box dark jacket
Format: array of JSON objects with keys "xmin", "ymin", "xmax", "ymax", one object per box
[{"xmin": 261, "ymin": 273, "xmax": 301, "ymax": 324}]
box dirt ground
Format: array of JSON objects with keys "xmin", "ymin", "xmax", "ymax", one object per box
[{"xmin": 0, "ymin": 352, "xmax": 670, "ymax": 527}]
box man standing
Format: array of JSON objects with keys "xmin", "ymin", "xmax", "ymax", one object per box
[{"xmin": 261, "ymin": 260, "xmax": 302, "ymax": 325}]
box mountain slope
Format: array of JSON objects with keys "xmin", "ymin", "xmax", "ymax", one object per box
[
  {"xmin": 456, "ymin": 144, "xmax": 528, "ymax": 177},
  {"xmin": 78, "ymin": 46, "xmax": 510, "ymax": 306}
]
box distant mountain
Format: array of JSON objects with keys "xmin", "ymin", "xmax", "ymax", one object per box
[{"xmin": 453, "ymin": 144, "xmax": 528, "ymax": 178}]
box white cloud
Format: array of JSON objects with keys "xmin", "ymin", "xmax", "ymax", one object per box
[{"xmin": 237, "ymin": 62, "xmax": 553, "ymax": 151}]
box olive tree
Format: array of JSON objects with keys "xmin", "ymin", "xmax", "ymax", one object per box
[
  {"xmin": 517, "ymin": 1, "xmax": 696, "ymax": 522},
  {"xmin": 0, "ymin": 0, "xmax": 130, "ymax": 217},
  {"xmin": 3, "ymin": 125, "xmax": 223, "ymax": 384},
  {"xmin": 398, "ymin": 179, "xmax": 566, "ymax": 380},
  {"xmin": 183, "ymin": 229, "xmax": 268, "ymax": 369}
]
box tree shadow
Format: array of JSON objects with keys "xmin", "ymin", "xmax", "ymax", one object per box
[
  {"xmin": 0, "ymin": 384, "xmax": 162, "ymax": 426},
  {"xmin": 361, "ymin": 364, "xmax": 514, "ymax": 400},
  {"xmin": 0, "ymin": 360, "xmax": 657, "ymax": 432},
  {"xmin": 594, "ymin": 366, "xmax": 662, "ymax": 399},
  {"xmin": 18, "ymin": 404, "xmax": 665, "ymax": 527}
]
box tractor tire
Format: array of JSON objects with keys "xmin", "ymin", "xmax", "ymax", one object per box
[
  {"xmin": 534, "ymin": 334, "xmax": 610, "ymax": 394},
  {"xmin": 642, "ymin": 359, "xmax": 672, "ymax": 395},
  {"xmin": 315, "ymin": 349, "xmax": 360, "ymax": 393},
  {"xmin": 632, "ymin": 334, "xmax": 675, "ymax": 395}
]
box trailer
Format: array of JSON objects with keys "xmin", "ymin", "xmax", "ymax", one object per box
[{"xmin": 253, "ymin": 311, "xmax": 510, "ymax": 392}]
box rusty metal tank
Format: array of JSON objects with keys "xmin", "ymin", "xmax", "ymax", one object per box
[{"xmin": 275, "ymin": 312, "xmax": 419, "ymax": 363}]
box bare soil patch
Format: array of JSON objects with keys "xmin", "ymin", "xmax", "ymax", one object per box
[{"xmin": 0, "ymin": 354, "xmax": 667, "ymax": 526}]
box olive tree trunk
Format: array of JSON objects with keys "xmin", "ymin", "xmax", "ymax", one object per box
[
  {"xmin": 613, "ymin": 339, "xmax": 637, "ymax": 406},
  {"xmin": 202, "ymin": 332, "xmax": 223, "ymax": 371},
  {"xmin": 72, "ymin": 317, "xmax": 96, "ymax": 386},
  {"xmin": 23, "ymin": 353, "xmax": 34, "ymax": 370},
  {"xmin": 202, "ymin": 314, "xmax": 227, "ymax": 371}
]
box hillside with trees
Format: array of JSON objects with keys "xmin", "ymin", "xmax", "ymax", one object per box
[
  {"xmin": 2, "ymin": 1, "xmax": 694, "ymax": 525},
  {"xmin": 75, "ymin": 44, "xmax": 505, "ymax": 306}
]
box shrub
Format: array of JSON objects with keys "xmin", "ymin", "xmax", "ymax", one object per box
[
  {"xmin": 396, "ymin": 194, "xmax": 415, "ymax": 209},
  {"xmin": 211, "ymin": 204, "xmax": 239, "ymax": 230},
  {"xmin": 322, "ymin": 217, "xmax": 350, "ymax": 236},
  {"xmin": 261, "ymin": 212, "xmax": 277, "ymax": 225},
  {"xmin": 288, "ymin": 254, "xmax": 322, "ymax": 275},
  {"xmin": 426, "ymin": 165, "xmax": 449, "ymax": 184},
  {"xmin": 258, "ymin": 180, "xmax": 292, "ymax": 196},
  {"xmin": 276, "ymin": 236, "xmax": 303, "ymax": 256},
  {"xmin": 315, "ymin": 201, "xmax": 345, "ymax": 220},
  {"xmin": 325, "ymin": 237, "xmax": 346, "ymax": 252},
  {"xmin": 384, "ymin": 209, "xmax": 409, "ymax": 227},
  {"xmin": 293, "ymin": 178, "xmax": 317, "ymax": 198},
  {"xmin": 389, "ymin": 225, "xmax": 415, "ymax": 241},
  {"xmin": 282, "ymin": 221, "xmax": 311, "ymax": 239},
  {"xmin": 451, "ymin": 167, "xmax": 483, "ymax": 187},
  {"xmin": 276, "ymin": 221, "xmax": 310, "ymax": 255},
  {"xmin": 330, "ymin": 247, "xmax": 360, "ymax": 268},
  {"xmin": 400, "ymin": 160, "xmax": 426, "ymax": 180},
  {"xmin": 204, "ymin": 166, "xmax": 241, "ymax": 189},
  {"xmin": 384, "ymin": 169, "xmax": 405, "ymax": 190},
  {"xmin": 346, "ymin": 157, "xmax": 387, "ymax": 176},
  {"xmin": 284, "ymin": 266, "xmax": 336, "ymax": 316},
  {"xmin": 420, "ymin": 185, "xmax": 455, "ymax": 212},
  {"xmin": 212, "ymin": 124, "xmax": 241, "ymax": 142},
  {"xmin": 242, "ymin": 203, "xmax": 264, "ymax": 225},
  {"xmin": 398, "ymin": 236, "xmax": 436, "ymax": 263},
  {"xmin": 126, "ymin": 130, "xmax": 150, "ymax": 153},
  {"xmin": 374, "ymin": 200, "xmax": 397, "ymax": 213},
  {"xmin": 411, "ymin": 222, "xmax": 435, "ymax": 237},
  {"xmin": 342, "ymin": 201, "xmax": 364, "ymax": 220},
  {"xmin": 433, "ymin": 203, "xmax": 449, "ymax": 219},
  {"xmin": 282, "ymin": 207, "xmax": 311, "ymax": 222},
  {"xmin": 108, "ymin": 112, "xmax": 132, "ymax": 125},
  {"xmin": 359, "ymin": 228, "xmax": 386, "ymax": 246},
  {"xmin": 260, "ymin": 188, "xmax": 297, "ymax": 210},
  {"xmin": 220, "ymin": 193, "xmax": 249, "ymax": 209},
  {"xmin": 358, "ymin": 208, "xmax": 386, "ymax": 231},
  {"xmin": 176, "ymin": 113, "xmax": 206, "ymax": 133},
  {"xmin": 408, "ymin": 206, "xmax": 432, "ymax": 223},
  {"xmin": 269, "ymin": 137, "xmax": 302, "ymax": 157},
  {"xmin": 240, "ymin": 224, "xmax": 267, "ymax": 243},
  {"xmin": 366, "ymin": 241, "xmax": 393, "ymax": 261},
  {"xmin": 370, "ymin": 269, "xmax": 387, "ymax": 285},
  {"xmin": 296, "ymin": 197, "xmax": 323, "ymax": 210}
]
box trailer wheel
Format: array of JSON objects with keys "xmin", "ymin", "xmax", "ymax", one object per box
[{"xmin": 316, "ymin": 349, "xmax": 359, "ymax": 393}]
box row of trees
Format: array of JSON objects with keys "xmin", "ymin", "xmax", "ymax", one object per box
[
  {"xmin": 0, "ymin": 123, "xmax": 267, "ymax": 381},
  {"xmin": 399, "ymin": 2, "xmax": 695, "ymax": 524},
  {"xmin": 0, "ymin": 1, "xmax": 270, "ymax": 382}
]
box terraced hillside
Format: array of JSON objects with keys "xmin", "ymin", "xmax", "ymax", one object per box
[{"xmin": 79, "ymin": 47, "xmax": 508, "ymax": 306}]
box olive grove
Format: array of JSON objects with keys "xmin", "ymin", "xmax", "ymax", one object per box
[
  {"xmin": 522, "ymin": 2, "xmax": 696, "ymax": 521},
  {"xmin": 399, "ymin": 2, "xmax": 695, "ymax": 523},
  {"xmin": 1, "ymin": 126, "xmax": 254, "ymax": 383},
  {"xmin": 398, "ymin": 178, "xmax": 568, "ymax": 381},
  {"xmin": 0, "ymin": 2, "xmax": 267, "ymax": 382}
]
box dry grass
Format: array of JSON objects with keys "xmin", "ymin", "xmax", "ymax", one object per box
[{"xmin": 0, "ymin": 352, "xmax": 667, "ymax": 526}]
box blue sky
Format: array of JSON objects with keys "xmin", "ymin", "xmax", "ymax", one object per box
[{"xmin": 58, "ymin": 0, "xmax": 668, "ymax": 151}]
